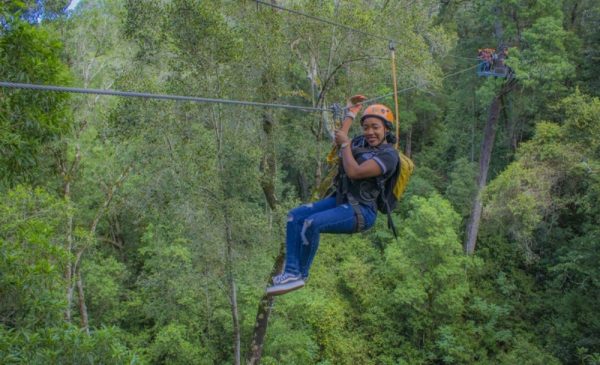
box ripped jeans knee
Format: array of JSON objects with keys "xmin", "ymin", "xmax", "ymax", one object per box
[
  {"xmin": 287, "ymin": 202, "xmax": 316, "ymax": 223},
  {"xmin": 301, "ymin": 218, "xmax": 314, "ymax": 245}
]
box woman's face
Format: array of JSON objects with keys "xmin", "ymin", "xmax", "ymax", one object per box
[{"xmin": 361, "ymin": 117, "xmax": 387, "ymax": 146}]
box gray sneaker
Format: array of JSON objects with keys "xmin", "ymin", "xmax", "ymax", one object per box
[{"xmin": 266, "ymin": 272, "xmax": 305, "ymax": 296}]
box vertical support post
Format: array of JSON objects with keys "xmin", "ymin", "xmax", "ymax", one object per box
[{"xmin": 389, "ymin": 42, "xmax": 400, "ymax": 150}]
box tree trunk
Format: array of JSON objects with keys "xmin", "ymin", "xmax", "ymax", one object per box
[
  {"xmin": 260, "ymin": 113, "xmax": 278, "ymax": 210},
  {"xmin": 64, "ymin": 184, "xmax": 74, "ymax": 322},
  {"xmin": 225, "ymin": 219, "xmax": 241, "ymax": 365},
  {"xmin": 298, "ymin": 173, "xmax": 309, "ymax": 202},
  {"xmin": 60, "ymin": 144, "xmax": 80, "ymax": 322},
  {"xmin": 247, "ymin": 246, "xmax": 285, "ymax": 365},
  {"xmin": 223, "ymin": 228, "xmax": 241, "ymax": 361},
  {"xmin": 225, "ymin": 213, "xmax": 241, "ymax": 365},
  {"xmin": 76, "ymin": 270, "xmax": 90, "ymax": 335},
  {"xmin": 471, "ymin": 85, "xmax": 477, "ymax": 162},
  {"xmin": 493, "ymin": 3, "xmax": 504, "ymax": 44},
  {"xmin": 405, "ymin": 126, "xmax": 413, "ymax": 157},
  {"xmin": 465, "ymin": 4, "xmax": 513, "ymax": 254},
  {"xmin": 569, "ymin": 1, "xmax": 579, "ymax": 30},
  {"xmin": 230, "ymin": 279, "xmax": 241, "ymax": 365},
  {"xmin": 247, "ymin": 107, "xmax": 282, "ymax": 365},
  {"xmin": 210, "ymin": 86, "xmax": 242, "ymax": 365},
  {"xmin": 464, "ymin": 94, "xmax": 501, "ymax": 254},
  {"xmin": 464, "ymin": 81, "xmax": 515, "ymax": 254}
]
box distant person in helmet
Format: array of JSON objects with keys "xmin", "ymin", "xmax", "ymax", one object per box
[{"xmin": 267, "ymin": 95, "xmax": 399, "ymax": 296}]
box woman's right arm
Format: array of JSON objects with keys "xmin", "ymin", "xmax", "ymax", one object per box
[{"xmin": 338, "ymin": 95, "xmax": 366, "ymax": 138}]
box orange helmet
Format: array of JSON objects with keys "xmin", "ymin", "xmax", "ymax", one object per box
[{"xmin": 360, "ymin": 104, "xmax": 394, "ymax": 129}]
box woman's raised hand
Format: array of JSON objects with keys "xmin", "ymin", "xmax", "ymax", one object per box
[{"xmin": 347, "ymin": 94, "xmax": 367, "ymax": 115}]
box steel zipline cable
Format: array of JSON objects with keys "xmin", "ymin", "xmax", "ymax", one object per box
[
  {"xmin": 0, "ymin": 81, "xmax": 326, "ymax": 112},
  {"xmin": 0, "ymin": 2, "xmax": 483, "ymax": 116},
  {"xmin": 0, "ymin": 64, "xmax": 478, "ymax": 113},
  {"xmin": 0, "ymin": 2, "xmax": 482, "ymax": 114}
]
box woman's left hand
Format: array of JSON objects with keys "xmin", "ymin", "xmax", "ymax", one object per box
[{"xmin": 334, "ymin": 129, "xmax": 349, "ymax": 146}]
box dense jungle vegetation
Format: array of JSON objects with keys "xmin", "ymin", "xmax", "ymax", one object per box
[{"xmin": 1, "ymin": 0, "xmax": 599, "ymax": 364}]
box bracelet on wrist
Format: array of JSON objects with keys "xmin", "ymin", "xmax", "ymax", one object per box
[
  {"xmin": 340, "ymin": 142, "xmax": 349, "ymax": 149},
  {"xmin": 344, "ymin": 111, "xmax": 356, "ymax": 120}
]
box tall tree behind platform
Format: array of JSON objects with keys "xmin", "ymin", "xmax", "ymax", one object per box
[{"xmin": 464, "ymin": 79, "xmax": 515, "ymax": 254}]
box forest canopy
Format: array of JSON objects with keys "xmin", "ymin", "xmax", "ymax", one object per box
[{"xmin": 0, "ymin": 0, "xmax": 599, "ymax": 364}]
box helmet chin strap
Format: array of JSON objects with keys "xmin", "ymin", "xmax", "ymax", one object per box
[{"xmin": 380, "ymin": 130, "xmax": 392, "ymax": 145}]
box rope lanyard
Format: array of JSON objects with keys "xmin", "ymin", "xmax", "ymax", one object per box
[{"xmin": 389, "ymin": 42, "xmax": 400, "ymax": 150}]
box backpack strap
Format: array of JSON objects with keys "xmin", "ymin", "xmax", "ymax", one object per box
[
  {"xmin": 377, "ymin": 177, "xmax": 398, "ymax": 239},
  {"xmin": 334, "ymin": 161, "xmax": 364, "ymax": 232},
  {"xmin": 335, "ymin": 165, "xmax": 347, "ymax": 206},
  {"xmin": 347, "ymin": 193, "xmax": 365, "ymax": 233}
]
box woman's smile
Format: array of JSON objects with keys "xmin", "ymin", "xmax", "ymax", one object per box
[{"xmin": 361, "ymin": 117, "xmax": 387, "ymax": 146}]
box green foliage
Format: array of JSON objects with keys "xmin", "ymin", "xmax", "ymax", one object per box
[
  {"xmin": 482, "ymin": 92, "xmax": 600, "ymax": 361},
  {"xmin": 82, "ymin": 254, "xmax": 128, "ymax": 326},
  {"xmin": 560, "ymin": 90, "xmax": 600, "ymax": 149},
  {"xmin": 2, "ymin": 1, "xmax": 599, "ymax": 364},
  {"xmin": 569, "ymin": 0, "xmax": 600, "ymax": 96},
  {"xmin": 167, "ymin": 0, "xmax": 242, "ymax": 66},
  {"xmin": 509, "ymin": 16, "xmax": 576, "ymax": 91},
  {"xmin": 262, "ymin": 317, "xmax": 319, "ymax": 365},
  {"xmin": 0, "ymin": 324, "xmax": 137, "ymax": 364},
  {"xmin": 445, "ymin": 157, "xmax": 478, "ymax": 217},
  {"xmin": 137, "ymin": 224, "xmax": 195, "ymax": 326},
  {"xmin": 0, "ymin": 186, "xmax": 68, "ymax": 328},
  {"xmin": 495, "ymin": 335, "xmax": 562, "ymax": 365},
  {"xmin": 0, "ymin": 17, "xmax": 72, "ymax": 186},
  {"xmin": 147, "ymin": 323, "xmax": 211, "ymax": 365},
  {"xmin": 375, "ymin": 195, "xmax": 475, "ymax": 359},
  {"xmin": 0, "ymin": 1, "xmax": 25, "ymax": 21},
  {"xmin": 271, "ymin": 194, "xmax": 482, "ymax": 364},
  {"xmin": 0, "ymin": 186, "xmax": 136, "ymax": 364}
]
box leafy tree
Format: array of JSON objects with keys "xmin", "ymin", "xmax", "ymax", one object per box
[
  {"xmin": 481, "ymin": 91, "xmax": 600, "ymax": 362},
  {"xmin": 0, "ymin": 186, "xmax": 68, "ymax": 328},
  {"xmin": 0, "ymin": 186, "xmax": 134, "ymax": 364},
  {"xmin": 0, "ymin": 13, "xmax": 72, "ymax": 187},
  {"xmin": 2, "ymin": 1, "xmax": 599, "ymax": 364}
]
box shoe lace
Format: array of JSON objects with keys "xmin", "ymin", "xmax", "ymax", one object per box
[{"xmin": 273, "ymin": 272, "xmax": 295, "ymax": 284}]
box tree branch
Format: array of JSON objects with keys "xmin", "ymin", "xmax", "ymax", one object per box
[{"xmin": 73, "ymin": 163, "xmax": 133, "ymax": 273}]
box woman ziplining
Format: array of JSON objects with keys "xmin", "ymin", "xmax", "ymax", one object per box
[{"xmin": 266, "ymin": 95, "xmax": 401, "ymax": 296}]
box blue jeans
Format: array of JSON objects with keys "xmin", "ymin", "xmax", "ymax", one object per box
[{"xmin": 283, "ymin": 196, "xmax": 377, "ymax": 278}]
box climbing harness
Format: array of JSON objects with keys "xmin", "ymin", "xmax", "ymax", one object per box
[{"xmin": 312, "ymin": 42, "xmax": 416, "ymax": 238}]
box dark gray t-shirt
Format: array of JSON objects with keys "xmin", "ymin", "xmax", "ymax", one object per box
[{"xmin": 336, "ymin": 137, "xmax": 399, "ymax": 209}]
